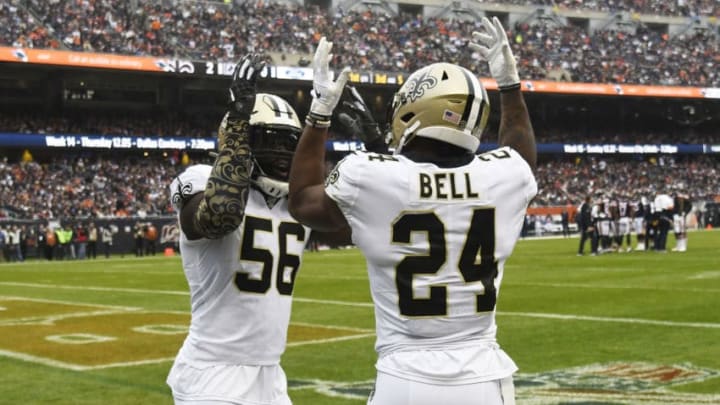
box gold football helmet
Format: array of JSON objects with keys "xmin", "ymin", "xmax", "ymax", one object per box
[
  {"xmin": 388, "ymin": 62, "xmax": 489, "ymax": 153},
  {"xmin": 249, "ymin": 93, "xmax": 301, "ymax": 198}
]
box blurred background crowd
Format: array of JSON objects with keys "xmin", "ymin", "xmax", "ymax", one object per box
[
  {"xmin": 1, "ymin": 154, "xmax": 717, "ymax": 219},
  {"xmin": 1, "ymin": 111, "xmax": 719, "ymax": 144},
  {"xmin": 0, "ymin": 0, "xmax": 717, "ymax": 226},
  {"xmin": 1, "ymin": 0, "xmax": 718, "ymax": 86}
]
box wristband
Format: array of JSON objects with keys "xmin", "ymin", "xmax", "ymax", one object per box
[
  {"xmin": 305, "ymin": 112, "xmax": 332, "ymax": 129},
  {"xmin": 499, "ymin": 82, "xmax": 521, "ymax": 92}
]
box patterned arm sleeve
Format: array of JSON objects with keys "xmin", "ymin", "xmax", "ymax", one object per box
[{"xmin": 193, "ymin": 114, "xmax": 254, "ymax": 239}]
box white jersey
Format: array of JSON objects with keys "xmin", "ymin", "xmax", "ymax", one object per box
[
  {"xmin": 325, "ymin": 147, "xmax": 537, "ymax": 383},
  {"xmin": 171, "ymin": 168, "xmax": 309, "ymax": 367},
  {"xmin": 654, "ymin": 194, "xmax": 674, "ymax": 212}
]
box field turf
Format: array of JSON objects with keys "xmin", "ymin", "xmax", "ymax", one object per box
[{"xmin": 0, "ymin": 230, "xmax": 718, "ymax": 404}]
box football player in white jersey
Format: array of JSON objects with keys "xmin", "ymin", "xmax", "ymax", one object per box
[
  {"xmin": 617, "ymin": 198, "xmax": 633, "ymax": 252},
  {"xmin": 166, "ymin": 54, "xmax": 310, "ymax": 405},
  {"xmin": 288, "ymin": 16, "xmax": 536, "ymax": 405}
]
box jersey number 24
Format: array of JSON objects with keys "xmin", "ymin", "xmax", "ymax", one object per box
[{"xmin": 393, "ymin": 208, "xmax": 498, "ymax": 316}]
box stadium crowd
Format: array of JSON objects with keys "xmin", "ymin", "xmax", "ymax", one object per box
[
  {"xmin": 533, "ymin": 155, "xmax": 719, "ymax": 206},
  {"xmin": 0, "ymin": 111, "xmax": 216, "ymax": 138},
  {"xmin": 1, "ymin": 112, "xmax": 719, "ymax": 145},
  {"xmin": 0, "ymin": 0, "xmax": 718, "ymax": 221},
  {"xmin": 0, "ymin": 154, "xmax": 189, "ymax": 219},
  {"xmin": 0, "ymin": 153, "xmax": 717, "ymax": 220},
  {"xmin": 504, "ymin": 0, "xmax": 719, "ymax": 17},
  {"xmin": 2, "ymin": 0, "xmax": 718, "ymax": 86}
]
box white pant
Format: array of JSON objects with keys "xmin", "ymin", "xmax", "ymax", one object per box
[
  {"xmin": 633, "ymin": 217, "xmax": 645, "ymax": 234},
  {"xmin": 368, "ymin": 371, "xmax": 515, "ymax": 405},
  {"xmin": 167, "ymin": 361, "xmax": 291, "ymax": 405},
  {"xmin": 673, "ymin": 214, "xmax": 686, "ymax": 234}
]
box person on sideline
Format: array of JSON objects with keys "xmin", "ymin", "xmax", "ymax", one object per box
[
  {"xmin": 288, "ymin": 17, "xmax": 537, "ymax": 405},
  {"xmin": 577, "ymin": 196, "xmax": 595, "ymax": 255}
]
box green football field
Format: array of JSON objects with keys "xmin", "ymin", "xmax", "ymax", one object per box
[{"xmin": 1, "ymin": 230, "xmax": 719, "ymax": 404}]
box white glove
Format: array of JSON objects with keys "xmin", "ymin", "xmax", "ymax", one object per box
[
  {"xmin": 309, "ymin": 37, "xmax": 350, "ymax": 124},
  {"xmin": 469, "ymin": 17, "xmax": 520, "ymax": 90}
]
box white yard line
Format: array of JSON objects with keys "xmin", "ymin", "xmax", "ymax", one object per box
[
  {"xmin": 0, "ymin": 351, "xmax": 177, "ymax": 371},
  {"xmin": 0, "ymin": 295, "xmax": 140, "ymax": 311},
  {"xmin": 2, "ymin": 282, "xmax": 719, "ymax": 330},
  {"xmin": 0, "ymin": 349, "xmax": 91, "ymax": 371},
  {"xmin": 81, "ymin": 357, "xmax": 178, "ymax": 370},
  {"xmin": 499, "ymin": 312, "xmax": 720, "ymax": 329},
  {"xmin": 294, "ymin": 297, "xmax": 373, "ymax": 308},
  {"xmin": 514, "ymin": 281, "xmax": 720, "ymax": 293},
  {"xmin": 0, "ymin": 309, "xmax": 137, "ymax": 326},
  {"xmin": 0, "ymin": 282, "xmax": 187, "ymax": 296},
  {"xmin": 290, "ymin": 321, "xmax": 373, "ymax": 333},
  {"xmin": 287, "ymin": 333, "xmax": 375, "ymax": 348},
  {"xmin": 689, "ymin": 271, "xmax": 720, "ymax": 280},
  {"xmin": 0, "ymin": 333, "xmax": 377, "ymax": 371}
]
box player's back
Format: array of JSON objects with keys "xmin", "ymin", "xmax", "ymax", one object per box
[{"xmin": 326, "ymin": 147, "xmax": 537, "ymax": 355}]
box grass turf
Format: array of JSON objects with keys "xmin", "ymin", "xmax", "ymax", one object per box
[{"xmin": 0, "ymin": 230, "xmax": 718, "ymax": 404}]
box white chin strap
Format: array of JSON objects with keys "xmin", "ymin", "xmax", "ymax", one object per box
[
  {"xmin": 394, "ymin": 121, "xmax": 421, "ymax": 155},
  {"xmin": 254, "ymin": 176, "xmax": 289, "ymax": 198}
]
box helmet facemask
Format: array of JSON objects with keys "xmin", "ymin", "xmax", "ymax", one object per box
[
  {"xmin": 248, "ymin": 93, "xmax": 302, "ymax": 198},
  {"xmin": 250, "ymin": 125, "xmax": 299, "ymax": 179}
]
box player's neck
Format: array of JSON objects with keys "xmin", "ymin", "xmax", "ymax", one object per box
[
  {"xmin": 402, "ymin": 139, "xmax": 475, "ymax": 168},
  {"xmin": 403, "ymin": 149, "xmax": 474, "ymax": 168}
]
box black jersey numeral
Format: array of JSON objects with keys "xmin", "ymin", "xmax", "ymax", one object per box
[
  {"xmin": 235, "ymin": 216, "xmax": 306, "ymax": 296},
  {"xmin": 392, "ymin": 208, "xmax": 498, "ymax": 316}
]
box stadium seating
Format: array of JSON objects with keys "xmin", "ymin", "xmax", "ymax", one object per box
[{"xmin": 1, "ymin": 0, "xmax": 718, "ymax": 86}]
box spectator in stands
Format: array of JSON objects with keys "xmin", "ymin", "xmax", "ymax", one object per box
[{"xmin": 2, "ymin": 1, "xmax": 719, "ymax": 86}]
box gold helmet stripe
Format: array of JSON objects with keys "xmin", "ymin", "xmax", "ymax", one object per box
[
  {"xmin": 263, "ymin": 94, "xmax": 283, "ymax": 118},
  {"xmin": 459, "ymin": 67, "xmax": 481, "ymax": 135}
]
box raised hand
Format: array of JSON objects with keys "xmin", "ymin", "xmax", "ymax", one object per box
[
  {"xmin": 307, "ymin": 37, "xmax": 350, "ymax": 128},
  {"xmin": 337, "ymin": 86, "xmax": 387, "ymax": 152},
  {"xmin": 469, "ymin": 17, "xmax": 520, "ymax": 91},
  {"xmin": 228, "ymin": 53, "xmax": 267, "ymax": 117}
]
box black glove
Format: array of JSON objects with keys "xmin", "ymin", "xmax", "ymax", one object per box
[
  {"xmin": 337, "ymin": 86, "xmax": 388, "ymax": 153},
  {"xmin": 228, "ymin": 53, "xmax": 267, "ymax": 118}
]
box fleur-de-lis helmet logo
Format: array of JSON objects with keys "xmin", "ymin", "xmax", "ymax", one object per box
[{"xmin": 404, "ymin": 70, "xmax": 438, "ymax": 103}]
